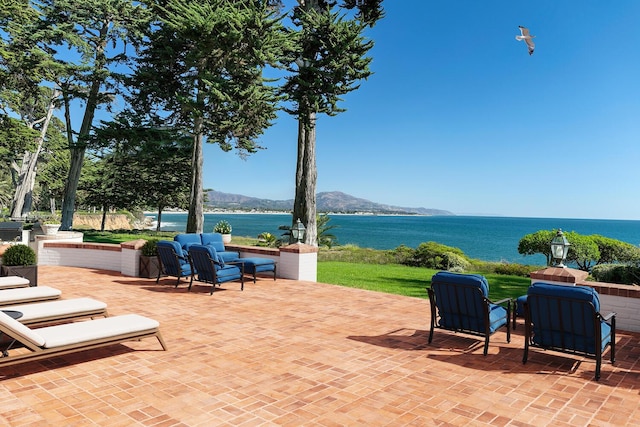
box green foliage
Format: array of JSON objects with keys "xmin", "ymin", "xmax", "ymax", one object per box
[
  {"xmin": 518, "ymin": 230, "xmax": 555, "ymax": 265},
  {"xmin": 257, "ymin": 232, "xmax": 278, "ymax": 247},
  {"xmin": 590, "ymin": 264, "xmax": 640, "ymax": 285},
  {"xmin": 519, "ymin": 229, "xmax": 640, "ymax": 272},
  {"xmin": 2, "ymin": 244, "xmax": 36, "ymax": 266},
  {"xmin": 564, "ymin": 231, "xmax": 600, "ymax": 271},
  {"xmin": 591, "ymin": 234, "xmax": 640, "ymax": 264},
  {"xmin": 140, "ymin": 238, "xmax": 159, "ymax": 257},
  {"xmin": 317, "ymin": 213, "xmax": 338, "ymax": 248},
  {"xmin": 214, "ymin": 220, "xmax": 232, "ymax": 234},
  {"xmin": 403, "ymin": 241, "xmax": 470, "ymax": 271},
  {"xmin": 492, "ymin": 262, "xmax": 536, "ymax": 277}
]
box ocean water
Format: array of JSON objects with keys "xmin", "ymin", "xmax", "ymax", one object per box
[{"xmin": 149, "ymin": 213, "xmax": 640, "ymax": 265}]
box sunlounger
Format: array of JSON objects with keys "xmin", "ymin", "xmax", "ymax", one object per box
[
  {"xmin": 0, "ymin": 311, "xmax": 166, "ymax": 366},
  {"xmin": 1, "ymin": 298, "xmax": 108, "ymax": 326},
  {"xmin": 0, "ymin": 276, "xmax": 30, "ymax": 290},
  {"xmin": 0, "ymin": 286, "xmax": 61, "ymax": 306}
]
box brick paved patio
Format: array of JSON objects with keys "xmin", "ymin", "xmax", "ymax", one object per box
[{"xmin": 1, "ymin": 266, "xmax": 639, "ymax": 426}]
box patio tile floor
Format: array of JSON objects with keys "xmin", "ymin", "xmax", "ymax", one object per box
[{"xmin": 1, "ymin": 266, "xmax": 640, "ymax": 426}]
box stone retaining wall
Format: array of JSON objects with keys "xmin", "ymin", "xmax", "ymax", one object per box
[{"xmin": 38, "ymin": 240, "xmax": 318, "ymax": 282}]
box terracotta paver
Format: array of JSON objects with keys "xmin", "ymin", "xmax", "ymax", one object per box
[{"xmin": 1, "ymin": 266, "xmax": 639, "ymax": 426}]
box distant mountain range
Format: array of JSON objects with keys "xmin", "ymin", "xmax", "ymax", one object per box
[{"xmin": 205, "ymin": 190, "xmax": 454, "ymax": 216}]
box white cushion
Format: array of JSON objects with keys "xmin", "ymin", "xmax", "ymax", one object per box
[
  {"xmin": 36, "ymin": 314, "xmax": 160, "ymax": 348},
  {"xmin": 0, "ymin": 276, "xmax": 30, "ymax": 288},
  {"xmin": 5, "ymin": 298, "xmax": 107, "ymax": 322},
  {"xmin": 0, "ymin": 310, "xmax": 46, "ymax": 347},
  {"xmin": 0, "ymin": 286, "xmax": 61, "ymax": 305}
]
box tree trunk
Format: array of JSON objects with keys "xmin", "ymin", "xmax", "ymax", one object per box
[
  {"xmin": 10, "ymin": 91, "xmax": 58, "ymax": 218},
  {"xmin": 293, "ymin": 112, "xmax": 317, "ymax": 246},
  {"xmin": 186, "ymin": 117, "xmax": 204, "ymax": 233}
]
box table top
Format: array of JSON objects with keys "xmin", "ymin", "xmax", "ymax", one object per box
[{"xmin": 1, "ymin": 310, "xmax": 23, "ymax": 320}]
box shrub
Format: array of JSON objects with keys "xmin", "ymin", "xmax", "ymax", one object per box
[
  {"xmin": 404, "ymin": 241, "xmax": 470, "ymax": 270},
  {"xmin": 591, "ymin": 264, "xmax": 640, "ymax": 285},
  {"xmin": 214, "ymin": 220, "xmax": 232, "ymax": 234},
  {"xmin": 2, "ymin": 244, "xmax": 36, "ymax": 266},
  {"xmin": 140, "ymin": 238, "xmax": 159, "ymax": 257},
  {"xmin": 493, "ymin": 262, "xmax": 536, "ymax": 277}
]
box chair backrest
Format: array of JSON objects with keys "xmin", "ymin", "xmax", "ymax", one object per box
[
  {"xmin": 430, "ymin": 272, "xmax": 489, "ymax": 333},
  {"xmin": 189, "ymin": 244, "xmax": 221, "ymax": 283},
  {"xmin": 526, "ymin": 282, "xmax": 601, "ymax": 354},
  {"xmin": 174, "ymin": 233, "xmax": 202, "ymax": 255},
  {"xmin": 201, "ymin": 233, "xmax": 226, "ymax": 252},
  {"xmin": 157, "ymin": 240, "xmax": 189, "ymax": 276}
]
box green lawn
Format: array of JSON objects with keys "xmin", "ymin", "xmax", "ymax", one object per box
[{"xmin": 318, "ymin": 261, "xmax": 530, "ymax": 301}]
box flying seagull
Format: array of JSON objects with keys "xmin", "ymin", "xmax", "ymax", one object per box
[{"xmin": 515, "ymin": 25, "xmax": 535, "ymax": 55}]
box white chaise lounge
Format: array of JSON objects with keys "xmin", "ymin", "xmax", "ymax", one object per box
[
  {"xmin": 0, "ymin": 286, "xmax": 61, "ymax": 306},
  {"xmin": 2, "ymin": 298, "xmax": 108, "ymax": 326},
  {"xmin": 0, "ymin": 276, "xmax": 30, "ymax": 290},
  {"xmin": 0, "ymin": 311, "xmax": 166, "ymax": 366}
]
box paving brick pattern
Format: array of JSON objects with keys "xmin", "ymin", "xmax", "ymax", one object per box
[{"xmin": 1, "ymin": 266, "xmax": 639, "ymax": 426}]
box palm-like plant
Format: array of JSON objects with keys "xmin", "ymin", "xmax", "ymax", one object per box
[{"xmin": 317, "ymin": 213, "xmax": 338, "ymax": 248}]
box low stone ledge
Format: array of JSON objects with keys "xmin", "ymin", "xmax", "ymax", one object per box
[
  {"xmin": 582, "ymin": 280, "xmax": 640, "ymax": 298},
  {"xmin": 43, "ymin": 242, "xmax": 121, "ymax": 252}
]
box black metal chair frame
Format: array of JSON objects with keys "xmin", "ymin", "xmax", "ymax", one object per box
[
  {"xmin": 427, "ymin": 283, "xmax": 511, "ymax": 356},
  {"xmin": 189, "ymin": 248, "xmax": 245, "ymax": 295},
  {"xmin": 156, "ymin": 245, "xmax": 194, "ymax": 288},
  {"xmin": 522, "ymin": 295, "xmax": 616, "ymax": 381}
]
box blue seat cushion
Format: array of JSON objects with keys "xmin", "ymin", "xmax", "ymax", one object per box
[
  {"xmin": 488, "ymin": 304, "xmax": 509, "ymax": 333},
  {"xmin": 431, "ymin": 271, "xmax": 489, "ymax": 297},
  {"xmin": 216, "ymin": 265, "xmax": 242, "ymax": 282},
  {"xmin": 200, "ymin": 233, "xmax": 225, "ymax": 252},
  {"xmin": 241, "ymin": 257, "xmax": 275, "ymax": 274},
  {"xmin": 515, "ymin": 295, "xmax": 527, "ymax": 316},
  {"xmin": 527, "ymin": 282, "xmax": 609, "ymax": 353},
  {"xmin": 174, "ymin": 233, "xmax": 202, "ymax": 256}
]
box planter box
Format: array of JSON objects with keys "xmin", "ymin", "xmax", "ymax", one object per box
[
  {"xmin": 1, "ymin": 265, "xmax": 38, "ymax": 286},
  {"xmin": 139, "ymin": 255, "xmax": 161, "ymax": 279}
]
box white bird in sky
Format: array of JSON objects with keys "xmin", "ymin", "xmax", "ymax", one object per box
[{"xmin": 515, "ymin": 25, "xmax": 535, "ymax": 55}]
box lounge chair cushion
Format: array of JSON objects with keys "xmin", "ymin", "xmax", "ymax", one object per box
[
  {"xmin": 0, "ymin": 276, "xmax": 30, "ymax": 289},
  {"xmin": 5, "ymin": 298, "xmax": 107, "ymax": 323},
  {"xmin": 0, "ymin": 286, "xmax": 61, "ymax": 306},
  {"xmin": 35, "ymin": 314, "xmax": 160, "ymax": 348},
  {"xmin": 0, "ymin": 310, "xmax": 45, "ymax": 346}
]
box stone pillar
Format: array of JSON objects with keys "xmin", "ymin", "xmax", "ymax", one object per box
[
  {"xmin": 529, "ymin": 266, "xmax": 589, "ymax": 286},
  {"xmin": 278, "ymin": 243, "xmax": 318, "ymax": 282}
]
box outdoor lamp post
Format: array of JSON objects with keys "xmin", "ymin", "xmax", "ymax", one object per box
[
  {"xmin": 550, "ymin": 229, "xmax": 571, "ymax": 267},
  {"xmin": 291, "ymin": 218, "xmax": 306, "ymax": 244}
]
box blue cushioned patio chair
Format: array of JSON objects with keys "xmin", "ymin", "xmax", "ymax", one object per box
[
  {"xmin": 523, "ymin": 282, "xmax": 616, "ymax": 381},
  {"xmin": 200, "ymin": 232, "xmax": 240, "ymax": 263},
  {"xmin": 188, "ymin": 244, "xmax": 244, "ymax": 295},
  {"xmin": 428, "ymin": 271, "xmax": 511, "ymax": 356},
  {"xmin": 156, "ymin": 240, "xmax": 194, "ymax": 288}
]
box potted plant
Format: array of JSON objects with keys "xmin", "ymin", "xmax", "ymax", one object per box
[
  {"xmin": 41, "ymin": 215, "xmax": 61, "ymax": 236},
  {"xmin": 139, "ymin": 238, "xmax": 161, "ymax": 278},
  {"xmin": 1, "ymin": 244, "xmax": 37, "ymax": 286},
  {"xmin": 214, "ymin": 220, "xmax": 232, "ymax": 243}
]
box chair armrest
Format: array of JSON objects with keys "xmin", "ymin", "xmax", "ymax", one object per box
[
  {"xmin": 226, "ymin": 261, "xmax": 245, "ymax": 274},
  {"xmin": 602, "ymin": 312, "xmax": 616, "ymax": 322},
  {"xmin": 493, "ymin": 297, "xmax": 512, "ymax": 306}
]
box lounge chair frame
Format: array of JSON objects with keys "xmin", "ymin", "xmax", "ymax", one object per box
[{"xmin": 0, "ymin": 314, "xmax": 167, "ymax": 367}]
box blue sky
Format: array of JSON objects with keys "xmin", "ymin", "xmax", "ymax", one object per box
[{"xmin": 206, "ymin": 2, "xmax": 639, "ymax": 219}]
